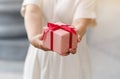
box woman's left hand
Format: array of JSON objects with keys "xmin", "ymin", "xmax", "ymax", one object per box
[
  {"xmin": 68, "ymin": 28, "xmax": 83, "ymax": 55},
  {"xmin": 61, "ymin": 18, "xmax": 92, "ymax": 56}
]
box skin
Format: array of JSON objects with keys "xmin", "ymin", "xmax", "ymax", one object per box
[{"xmin": 24, "ymin": 5, "xmax": 93, "ymax": 56}]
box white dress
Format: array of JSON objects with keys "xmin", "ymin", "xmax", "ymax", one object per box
[{"xmin": 21, "ymin": 0, "xmax": 96, "ymax": 79}]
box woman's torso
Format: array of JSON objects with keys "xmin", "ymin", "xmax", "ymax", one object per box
[{"xmin": 39, "ymin": 0, "xmax": 81, "ymax": 25}]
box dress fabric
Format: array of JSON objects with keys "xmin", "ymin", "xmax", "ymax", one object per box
[{"xmin": 21, "ymin": 0, "xmax": 96, "ymax": 79}]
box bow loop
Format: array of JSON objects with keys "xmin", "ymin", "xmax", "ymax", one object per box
[
  {"xmin": 48, "ymin": 23, "xmax": 76, "ymax": 34},
  {"xmin": 41, "ymin": 22, "xmax": 76, "ymax": 40}
]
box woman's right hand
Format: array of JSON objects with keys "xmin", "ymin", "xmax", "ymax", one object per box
[{"xmin": 29, "ymin": 34, "xmax": 50, "ymax": 51}]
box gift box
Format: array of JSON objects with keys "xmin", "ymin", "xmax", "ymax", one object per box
[{"xmin": 41, "ymin": 22, "xmax": 78, "ymax": 55}]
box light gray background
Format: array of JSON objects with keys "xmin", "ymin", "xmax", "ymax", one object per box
[{"xmin": 87, "ymin": 0, "xmax": 120, "ymax": 79}]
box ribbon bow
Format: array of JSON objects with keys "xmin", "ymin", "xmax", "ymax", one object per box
[{"xmin": 41, "ymin": 22, "xmax": 76, "ymax": 40}]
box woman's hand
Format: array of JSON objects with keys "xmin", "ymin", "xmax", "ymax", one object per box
[
  {"xmin": 67, "ymin": 31, "xmax": 82, "ymax": 55},
  {"xmin": 67, "ymin": 18, "xmax": 92, "ymax": 55},
  {"xmin": 29, "ymin": 33, "xmax": 50, "ymax": 51},
  {"xmin": 60, "ymin": 30, "xmax": 81, "ymax": 56}
]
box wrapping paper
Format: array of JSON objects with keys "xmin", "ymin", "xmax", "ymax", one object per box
[{"xmin": 42, "ymin": 22, "xmax": 78, "ymax": 55}]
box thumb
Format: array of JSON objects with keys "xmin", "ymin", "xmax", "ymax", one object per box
[
  {"xmin": 39, "ymin": 32, "xmax": 44, "ymax": 40},
  {"xmin": 77, "ymin": 35, "xmax": 81, "ymax": 42}
]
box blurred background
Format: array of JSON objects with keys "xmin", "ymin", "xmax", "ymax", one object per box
[
  {"xmin": 0, "ymin": 0, "xmax": 28, "ymax": 79},
  {"xmin": 0, "ymin": 0, "xmax": 120, "ymax": 79}
]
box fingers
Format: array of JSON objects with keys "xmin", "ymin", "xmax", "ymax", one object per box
[
  {"xmin": 37, "ymin": 39, "xmax": 51, "ymax": 51},
  {"xmin": 60, "ymin": 48, "xmax": 77, "ymax": 56},
  {"xmin": 60, "ymin": 51, "xmax": 70, "ymax": 56},
  {"xmin": 69, "ymin": 48, "xmax": 77, "ymax": 54},
  {"xmin": 74, "ymin": 28, "xmax": 82, "ymax": 43},
  {"xmin": 30, "ymin": 34, "xmax": 50, "ymax": 51},
  {"xmin": 77, "ymin": 35, "xmax": 81, "ymax": 43}
]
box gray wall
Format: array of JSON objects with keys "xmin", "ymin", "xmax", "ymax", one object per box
[
  {"xmin": 0, "ymin": 0, "xmax": 28, "ymax": 61},
  {"xmin": 87, "ymin": 0, "xmax": 120, "ymax": 79}
]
